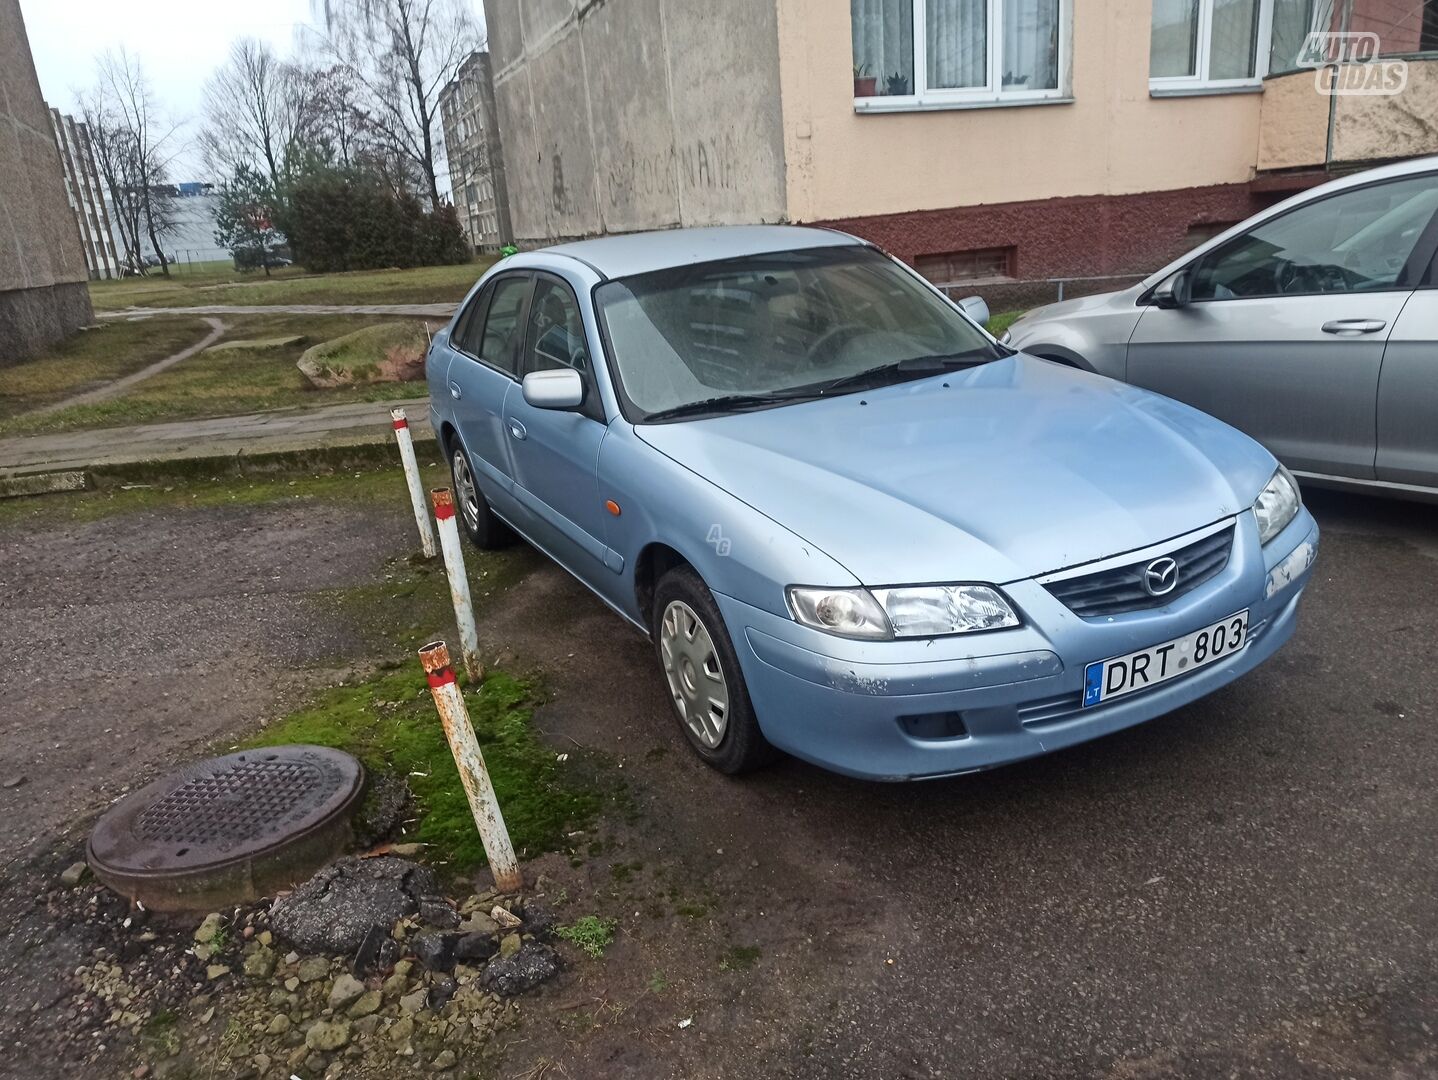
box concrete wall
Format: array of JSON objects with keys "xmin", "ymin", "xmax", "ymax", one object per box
[
  {"xmin": 1259, "ymin": 60, "xmax": 1438, "ymax": 171},
  {"xmin": 776, "ymin": 0, "xmax": 1266, "ymax": 223},
  {"xmin": 0, "ymin": 0, "xmax": 92, "ymax": 364},
  {"xmin": 481, "ymin": 0, "xmax": 788, "ymax": 246}
]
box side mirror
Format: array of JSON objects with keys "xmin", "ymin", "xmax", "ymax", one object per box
[
  {"xmin": 1152, "ymin": 269, "xmax": 1192, "ymax": 309},
  {"xmin": 957, "ymin": 295, "xmax": 990, "ymax": 326},
  {"xmin": 522, "ymin": 368, "xmax": 584, "ymax": 410}
]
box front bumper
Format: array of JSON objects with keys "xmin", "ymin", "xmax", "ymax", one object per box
[{"xmin": 717, "ymin": 509, "xmax": 1318, "ymax": 781}]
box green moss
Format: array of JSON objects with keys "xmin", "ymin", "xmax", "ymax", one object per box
[
  {"xmin": 555, "ymin": 915, "xmax": 617, "ymax": 958},
  {"xmin": 242, "ymin": 669, "xmax": 598, "ymax": 870},
  {"xmin": 719, "ymin": 945, "xmax": 761, "ymax": 972},
  {"xmin": 298, "ymin": 322, "xmax": 431, "ymax": 386}
]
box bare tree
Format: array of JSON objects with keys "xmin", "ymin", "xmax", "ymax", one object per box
[
  {"xmin": 200, "ymin": 38, "xmax": 308, "ymax": 193},
  {"xmin": 306, "ymin": 0, "xmax": 480, "ymax": 209},
  {"xmin": 291, "ymin": 63, "xmax": 368, "ymax": 170},
  {"xmin": 85, "ymin": 50, "xmax": 182, "ymax": 276}
]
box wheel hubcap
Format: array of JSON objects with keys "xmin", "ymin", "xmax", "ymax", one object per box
[
  {"xmin": 452, "ymin": 451, "xmax": 481, "ymax": 532},
  {"xmin": 659, "ymin": 600, "xmax": 729, "ymax": 749}
]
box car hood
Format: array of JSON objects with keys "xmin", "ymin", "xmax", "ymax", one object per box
[{"xmin": 634, "ymin": 355, "xmax": 1275, "ymax": 586}]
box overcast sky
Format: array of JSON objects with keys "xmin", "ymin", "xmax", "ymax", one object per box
[{"xmin": 19, "ymin": 0, "xmax": 323, "ymax": 181}]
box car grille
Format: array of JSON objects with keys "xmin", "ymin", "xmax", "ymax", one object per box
[{"xmin": 1042, "ymin": 525, "xmax": 1234, "ymax": 618}]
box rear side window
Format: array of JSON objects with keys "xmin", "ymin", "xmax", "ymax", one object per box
[
  {"xmin": 451, "ymin": 284, "xmax": 492, "ymax": 355},
  {"xmin": 476, "ymin": 276, "xmax": 530, "ymax": 375}
]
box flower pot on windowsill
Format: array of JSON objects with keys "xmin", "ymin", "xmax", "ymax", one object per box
[{"xmin": 854, "ymin": 76, "xmax": 878, "ymax": 97}]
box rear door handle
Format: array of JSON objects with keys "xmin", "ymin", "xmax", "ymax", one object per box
[
  {"xmin": 1321, "ymin": 319, "xmax": 1386, "ymax": 335},
  {"xmin": 508, "ymin": 419, "xmax": 527, "ymax": 441},
  {"xmin": 448, "ymin": 381, "xmax": 462, "ymax": 399}
]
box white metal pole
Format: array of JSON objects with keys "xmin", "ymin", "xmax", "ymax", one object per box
[
  {"xmin": 419, "ymin": 640, "xmax": 522, "ymax": 893},
  {"xmin": 431, "ymin": 486, "xmax": 483, "ymax": 683},
  {"xmin": 391, "ymin": 407, "xmax": 436, "ymax": 559}
]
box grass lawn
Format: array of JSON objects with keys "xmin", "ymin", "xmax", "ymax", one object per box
[
  {"xmin": 0, "ymin": 312, "xmax": 440, "ymax": 437},
  {"xmin": 987, "ymin": 310, "xmax": 1025, "ymax": 338},
  {"xmin": 0, "ymin": 318, "xmax": 212, "ymax": 418},
  {"xmin": 90, "ymin": 259, "xmax": 496, "ymax": 311}
]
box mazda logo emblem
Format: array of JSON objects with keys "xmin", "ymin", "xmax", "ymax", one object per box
[{"xmin": 1143, "ymin": 556, "xmax": 1180, "ymax": 597}]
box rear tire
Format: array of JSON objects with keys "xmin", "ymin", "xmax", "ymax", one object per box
[
  {"xmin": 652, "ymin": 565, "xmax": 778, "ymax": 775},
  {"xmin": 448, "ymin": 440, "xmax": 515, "ymax": 550}
]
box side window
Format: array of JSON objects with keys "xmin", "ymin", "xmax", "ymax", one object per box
[
  {"xmin": 1190, "ymin": 174, "xmax": 1438, "ymax": 301},
  {"xmin": 475, "ymin": 276, "xmax": 530, "ymax": 376},
  {"xmin": 523, "ymin": 278, "xmax": 603, "ymax": 420},
  {"xmin": 451, "ymin": 283, "xmax": 492, "ymax": 355}
]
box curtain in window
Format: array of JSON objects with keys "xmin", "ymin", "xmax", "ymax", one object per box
[
  {"xmin": 928, "ymin": 0, "xmax": 989, "ymax": 89},
  {"xmin": 1003, "ymin": 0, "xmax": 1060, "ymax": 88},
  {"xmin": 1268, "ymin": 0, "xmax": 1338, "ymax": 72},
  {"xmin": 1208, "ymin": 0, "xmax": 1261, "ymax": 76},
  {"xmin": 852, "ymin": 0, "xmax": 915, "ymax": 93},
  {"xmin": 1151, "ymin": 0, "xmax": 1200, "ymax": 75}
]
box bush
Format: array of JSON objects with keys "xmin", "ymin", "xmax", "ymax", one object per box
[{"xmin": 280, "ymin": 166, "xmax": 471, "ymax": 273}]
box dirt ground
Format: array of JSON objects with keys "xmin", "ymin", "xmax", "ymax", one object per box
[{"xmin": 1, "ymin": 477, "xmax": 1435, "ymax": 1079}]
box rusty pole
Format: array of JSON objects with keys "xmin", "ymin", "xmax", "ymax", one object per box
[
  {"xmin": 419, "ymin": 641, "xmax": 522, "ymax": 892},
  {"xmin": 430, "ymin": 486, "xmax": 483, "ymax": 683},
  {"xmin": 391, "ymin": 408, "xmax": 436, "ymax": 559}
]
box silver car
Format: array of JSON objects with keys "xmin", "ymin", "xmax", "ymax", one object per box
[{"xmin": 1006, "ymin": 156, "xmax": 1438, "ymax": 501}]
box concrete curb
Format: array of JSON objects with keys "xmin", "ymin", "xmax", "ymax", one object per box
[{"xmin": 83, "ymin": 438, "xmax": 442, "ymax": 489}]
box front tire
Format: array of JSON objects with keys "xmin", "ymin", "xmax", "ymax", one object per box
[
  {"xmin": 652, "ymin": 566, "xmax": 776, "ymax": 774},
  {"xmin": 449, "ymin": 441, "xmax": 514, "ymax": 550}
]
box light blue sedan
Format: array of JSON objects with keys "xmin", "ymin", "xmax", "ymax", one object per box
[{"xmin": 426, "ymin": 226, "xmax": 1318, "ymax": 781}]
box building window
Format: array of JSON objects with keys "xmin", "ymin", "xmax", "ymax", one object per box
[
  {"xmin": 1268, "ymin": 0, "xmax": 1438, "ymax": 75},
  {"xmin": 1150, "ymin": 0, "xmax": 1271, "ymax": 91},
  {"xmin": 851, "ymin": 0, "xmax": 1069, "ymax": 109},
  {"xmin": 914, "ymin": 246, "xmax": 1016, "ymax": 284}
]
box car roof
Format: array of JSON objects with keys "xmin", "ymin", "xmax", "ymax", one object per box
[{"xmin": 533, "ymin": 225, "xmax": 863, "ymax": 279}]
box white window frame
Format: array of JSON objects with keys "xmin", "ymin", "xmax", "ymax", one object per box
[
  {"xmin": 854, "ymin": 0, "xmax": 1073, "ymax": 113},
  {"xmin": 1148, "ymin": 0, "xmax": 1275, "ymax": 96}
]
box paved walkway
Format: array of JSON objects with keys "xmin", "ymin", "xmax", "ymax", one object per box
[
  {"xmin": 98, "ymin": 303, "xmax": 458, "ymax": 319},
  {"xmin": 36, "ymin": 318, "xmax": 227, "ymax": 416},
  {"xmin": 0, "ymin": 397, "xmax": 431, "ymax": 476}
]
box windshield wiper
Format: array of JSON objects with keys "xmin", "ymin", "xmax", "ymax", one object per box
[
  {"xmin": 816, "ymin": 351, "xmax": 994, "ymax": 397},
  {"xmin": 640, "ymin": 389, "xmax": 820, "ymax": 423}
]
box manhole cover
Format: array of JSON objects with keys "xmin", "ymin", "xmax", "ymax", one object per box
[{"xmin": 89, "ymin": 745, "xmax": 364, "ymax": 911}]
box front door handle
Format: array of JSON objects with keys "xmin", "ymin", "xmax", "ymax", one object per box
[
  {"xmin": 1321, "ymin": 318, "xmax": 1386, "ymax": 335},
  {"xmin": 508, "ymin": 419, "xmax": 527, "ymax": 441},
  {"xmin": 448, "ymin": 381, "xmax": 462, "ymax": 399}
]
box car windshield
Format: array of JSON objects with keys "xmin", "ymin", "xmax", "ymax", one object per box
[{"xmin": 594, "ymin": 245, "xmax": 1003, "ymax": 421}]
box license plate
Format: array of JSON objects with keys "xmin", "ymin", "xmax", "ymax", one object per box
[{"xmin": 1083, "ymin": 610, "xmax": 1249, "ymax": 708}]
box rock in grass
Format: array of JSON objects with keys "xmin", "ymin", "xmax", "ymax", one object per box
[
  {"xmin": 482, "ymin": 943, "xmax": 561, "ymax": 997},
  {"xmin": 193, "ymin": 912, "xmax": 224, "ymax": 944},
  {"xmin": 346, "ymin": 990, "xmax": 381, "ymax": 1018},
  {"xmin": 304, "ymin": 1019, "xmax": 350, "ymax": 1051},
  {"xmin": 432, "ymin": 1049, "xmax": 457, "ymax": 1071},
  {"xmin": 242, "ymin": 947, "xmax": 276, "ymax": 978},
  {"xmin": 60, "ymin": 862, "xmax": 90, "ymax": 887},
  {"xmin": 270, "ymin": 856, "xmax": 437, "ymax": 954},
  {"xmin": 297, "ymin": 957, "xmax": 330, "ymax": 983},
  {"xmin": 327, "ymin": 973, "xmax": 366, "ymax": 1010}
]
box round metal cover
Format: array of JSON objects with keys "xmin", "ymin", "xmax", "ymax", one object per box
[{"xmin": 88, "ymin": 745, "xmax": 364, "ymax": 910}]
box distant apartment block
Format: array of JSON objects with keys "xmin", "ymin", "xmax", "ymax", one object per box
[
  {"xmin": 439, "ymin": 50, "xmax": 512, "ymax": 252},
  {"xmin": 49, "ymin": 108, "xmax": 121, "ymax": 281}
]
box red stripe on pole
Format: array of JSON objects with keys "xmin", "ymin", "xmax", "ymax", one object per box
[
  {"xmin": 427, "ymin": 668, "xmax": 457, "ymax": 689},
  {"xmin": 434, "ymin": 501, "xmax": 455, "ymax": 521},
  {"xmin": 393, "ymin": 417, "xmax": 409, "ymax": 430}
]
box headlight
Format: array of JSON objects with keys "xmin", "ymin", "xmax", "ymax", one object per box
[
  {"xmin": 788, "ymin": 584, "xmax": 1019, "ymax": 639},
  {"xmin": 1253, "ymin": 466, "xmax": 1300, "ymax": 545}
]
